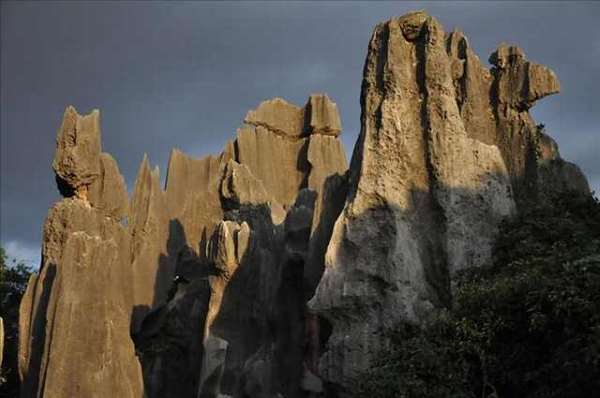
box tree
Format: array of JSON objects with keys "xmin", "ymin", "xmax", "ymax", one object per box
[
  {"xmin": 354, "ymin": 191, "xmax": 600, "ymax": 398},
  {"xmin": 0, "ymin": 246, "xmax": 33, "ymax": 396}
]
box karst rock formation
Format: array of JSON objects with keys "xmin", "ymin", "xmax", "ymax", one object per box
[{"xmin": 18, "ymin": 11, "xmax": 589, "ymax": 398}]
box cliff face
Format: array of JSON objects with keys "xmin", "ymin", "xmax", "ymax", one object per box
[
  {"xmin": 309, "ymin": 11, "xmax": 589, "ymax": 391},
  {"xmin": 17, "ymin": 11, "xmax": 590, "ymax": 398}
]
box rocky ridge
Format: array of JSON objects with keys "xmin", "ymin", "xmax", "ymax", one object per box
[{"xmin": 17, "ymin": 11, "xmax": 589, "ymax": 398}]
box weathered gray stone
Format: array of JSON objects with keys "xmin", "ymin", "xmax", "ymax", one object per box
[
  {"xmin": 198, "ymin": 336, "xmax": 229, "ymax": 398},
  {"xmin": 133, "ymin": 275, "xmax": 211, "ymax": 398}
]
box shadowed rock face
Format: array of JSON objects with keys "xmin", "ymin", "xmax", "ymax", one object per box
[{"xmin": 17, "ymin": 11, "xmax": 590, "ymax": 398}]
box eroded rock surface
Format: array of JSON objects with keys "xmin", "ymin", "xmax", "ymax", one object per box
[
  {"xmin": 52, "ymin": 106, "xmax": 101, "ymax": 199},
  {"xmin": 20, "ymin": 95, "xmax": 348, "ymax": 398},
  {"xmin": 309, "ymin": 11, "xmax": 590, "ymax": 392}
]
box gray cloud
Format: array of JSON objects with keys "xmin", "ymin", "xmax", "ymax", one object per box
[{"xmin": 1, "ymin": 1, "xmax": 598, "ymax": 265}]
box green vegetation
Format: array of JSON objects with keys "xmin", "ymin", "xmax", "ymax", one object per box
[
  {"xmin": 355, "ymin": 191, "xmax": 600, "ymax": 398},
  {"xmin": 0, "ymin": 246, "xmax": 33, "ymax": 396}
]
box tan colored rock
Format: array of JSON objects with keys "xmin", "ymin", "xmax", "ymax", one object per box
[
  {"xmin": 52, "ymin": 106, "xmax": 101, "ymax": 195},
  {"xmin": 491, "ymin": 44, "xmax": 560, "ymax": 110},
  {"xmin": 164, "ymin": 149, "xmax": 225, "ymax": 253},
  {"xmin": 307, "ymin": 94, "xmax": 342, "ymax": 136},
  {"xmin": 235, "ymin": 125, "xmax": 309, "ymax": 208},
  {"xmin": 165, "ymin": 149, "xmax": 223, "ymax": 218},
  {"xmin": 527, "ymin": 63, "xmax": 561, "ymax": 105},
  {"xmin": 304, "ymin": 173, "xmax": 347, "ymax": 298},
  {"xmin": 19, "ymin": 199, "xmax": 142, "ymax": 398},
  {"xmin": 205, "ymin": 221, "xmax": 249, "ymax": 333},
  {"xmin": 446, "ymin": 29, "xmax": 497, "ymax": 145},
  {"xmin": 88, "ymin": 152, "xmax": 129, "ymax": 220},
  {"xmin": 129, "ymin": 155, "xmax": 172, "ymax": 330},
  {"xmin": 40, "ymin": 232, "xmax": 141, "ymax": 397},
  {"xmin": 235, "ymin": 220, "xmax": 251, "ymax": 264},
  {"xmin": 306, "ymin": 134, "xmax": 347, "ymax": 192},
  {"xmin": 220, "ymin": 160, "xmax": 270, "ymax": 208},
  {"xmin": 244, "ymin": 98, "xmax": 306, "ymax": 138}
]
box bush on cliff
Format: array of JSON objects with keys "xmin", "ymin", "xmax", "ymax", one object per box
[{"xmin": 354, "ymin": 191, "xmax": 600, "ymax": 398}]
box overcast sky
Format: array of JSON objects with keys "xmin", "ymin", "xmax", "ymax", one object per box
[{"xmin": 1, "ymin": 1, "xmax": 599, "ymax": 266}]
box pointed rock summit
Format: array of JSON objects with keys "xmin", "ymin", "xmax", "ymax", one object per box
[{"xmin": 18, "ymin": 11, "xmax": 590, "ymax": 398}]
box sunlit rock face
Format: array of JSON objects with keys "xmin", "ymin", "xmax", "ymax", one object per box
[
  {"xmin": 17, "ymin": 11, "xmax": 589, "ymax": 398},
  {"xmin": 309, "ymin": 11, "xmax": 589, "ymax": 392},
  {"xmin": 19, "ymin": 107, "xmax": 144, "ymax": 398},
  {"xmin": 19, "ymin": 95, "xmax": 348, "ymax": 398}
]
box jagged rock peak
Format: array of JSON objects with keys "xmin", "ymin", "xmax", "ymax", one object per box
[
  {"xmin": 52, "ymin": 106, "xmax": 101, "ymax": 199},
  {"xmin": 52, "ymin": 106, "xmax": 129, "ymax": 220},
  {"xmin": 490, "ymin": 43, "xmax": 560, "ymax": 110},
  {"xmin": 244, "ymin": 97, "xmax": 305, "ymax": 138},
  {"xmin": 244, "ymin": 93, "xmax": 342, "ymax": 138},
  {"xmin": 307, "ymin": 93, "xmax": 342, "ymax": 136}
]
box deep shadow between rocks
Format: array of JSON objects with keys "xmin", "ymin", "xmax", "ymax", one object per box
[{"xmin": 132, "ymin": 219, "xmax": 212, "ymax": 398}]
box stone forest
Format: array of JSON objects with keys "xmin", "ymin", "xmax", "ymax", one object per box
[{"xmin": 3, "ymin": 10, "xmax": 597, "ymax": 398}]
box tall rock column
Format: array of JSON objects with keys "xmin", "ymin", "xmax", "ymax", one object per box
[
  {"xmin": 309, "ymin": 12, "xmax": 515, "ymax": 389},
  {"xmin": 18, "ymin": 107, "xmax": 143, "ymax": 398}
]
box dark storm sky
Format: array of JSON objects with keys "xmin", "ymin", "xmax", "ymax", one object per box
[{"xmin": 1, "ymin": 1, "xmax": 599, "ymax": 265}]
